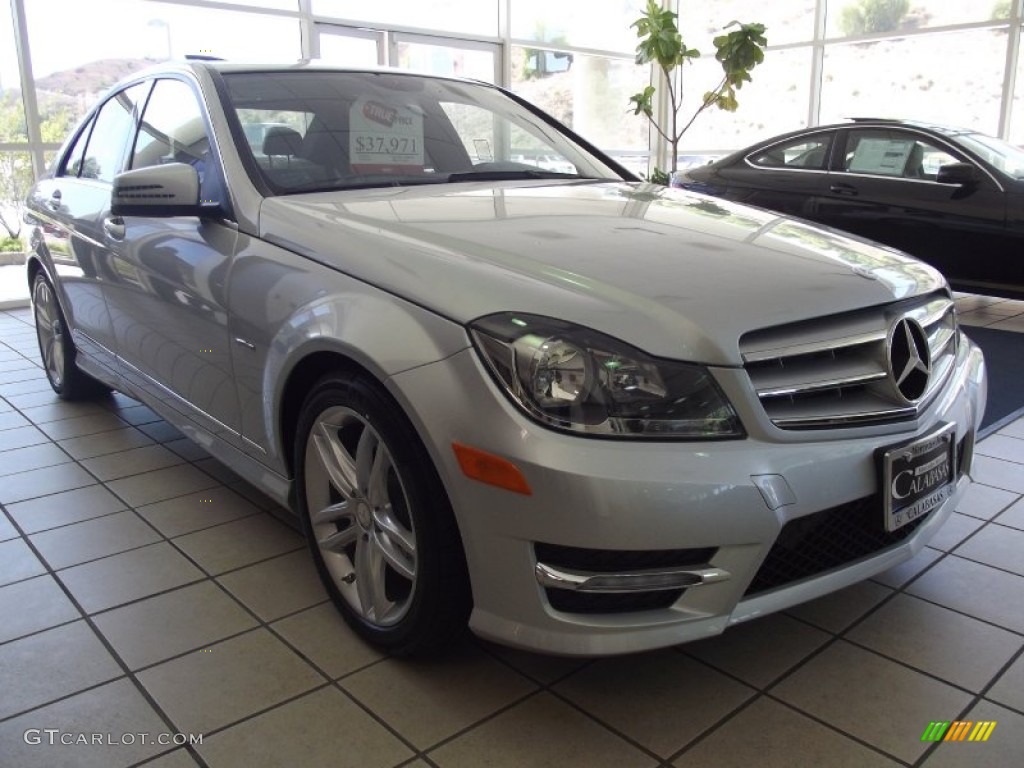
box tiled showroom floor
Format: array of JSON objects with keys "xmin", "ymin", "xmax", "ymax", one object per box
[{"xmin": 1, "ymin": 295, "xmax": 1023, "ymax": 768}]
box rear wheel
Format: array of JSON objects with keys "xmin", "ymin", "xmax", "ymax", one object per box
[
  {"xmin": 294, "ymin": 372, "xmax": 470, "ymax": 655},
  {"xmin": 32, "ymin": 272, "xmax": 109, "ymax": 400}
]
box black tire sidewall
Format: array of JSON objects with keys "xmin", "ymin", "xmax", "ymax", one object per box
[
  {"xmin": 32, "ymin": 272, "xmax": 108, "ymax": 401},
  {"xmin": 33, "ymin": 272, "xmax": 73, "ymax": 397},
  {"xmin": 294, "ymin": 371, "xmax": 467, "ymax": 654}
]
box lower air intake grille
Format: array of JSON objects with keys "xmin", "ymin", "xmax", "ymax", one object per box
[
  {"xmin": 546, "ymin": 590, "xmax": 683, "ymax": 614},
  {"xmin": 534, "ymin": 543, "xmax": 716, "ymax": 572},
  {"xmin": 743, "ymin": 496, "xmax": 927, "ymax": 597}
]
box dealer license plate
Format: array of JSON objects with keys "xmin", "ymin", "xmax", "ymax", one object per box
[{"xmin": 881, "ymin": 423, "xmax": 956, "ymax": 533}]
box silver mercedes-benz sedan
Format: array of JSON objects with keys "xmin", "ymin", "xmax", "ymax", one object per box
[{"xmin": 24, "ymin": 62, "xmax": 986, "ymax": 656}]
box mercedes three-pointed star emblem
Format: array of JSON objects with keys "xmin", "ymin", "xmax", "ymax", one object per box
[{"xmin": 887, "ymin": 317, "xmax": 931, "ymax": 403}]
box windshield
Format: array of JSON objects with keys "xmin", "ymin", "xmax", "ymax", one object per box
[
  {"xmin": 222, "ymin": 70, "xmax": 627, "ymax": 194},
  {"xmin": 951, "ymin": 131, "xmax": 1024, "ymax": 180}
]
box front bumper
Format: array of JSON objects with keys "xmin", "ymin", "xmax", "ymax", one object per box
[{"xmin": 387, "ymin": 334, "xmax": 986, "ymax": 656}]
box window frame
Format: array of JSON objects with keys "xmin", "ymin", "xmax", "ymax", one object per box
[
  {"xmin": 77, "ymin": 81, "xmax": 152, "ymax": 185},
  {"xmin": 57, "ymin": 115, "xmax": 97, "ymax": 179}
]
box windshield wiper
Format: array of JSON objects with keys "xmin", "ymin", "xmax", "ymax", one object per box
[
  {"xmin": 447, "ymin": 169, "xmax": 592, "ymax": 182},
  {"xmin": 279, "ymin": 169, "xmax": 605, "ymax": 195},
  {"xmin": 284, "ymin": 175, "xmax": 451, "ymax": 194}
]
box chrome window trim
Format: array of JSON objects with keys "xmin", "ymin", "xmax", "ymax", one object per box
[
  {"xmin": 740, "ymin": 123, "xmax": 1007, "ymax": 194},
  {"xmin": 742, "ymin": 127, "xmax": 838, "ymax": 172}
]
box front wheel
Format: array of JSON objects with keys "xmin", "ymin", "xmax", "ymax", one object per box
[{"xmin": 294, "ymin": 372, "xmax": 470, "ymax": 655}]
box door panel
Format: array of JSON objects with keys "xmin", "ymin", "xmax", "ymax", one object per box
[
  {"xmin": 715, "ymin": 133, "xmax": 835, "ymax": 218},
  {"xmin": 101, "ymin": 77, "xmax": 243, "ymax": 444},
  {"xmin": 26, "ymin": 83, "xmax": 150, "ymax": 379},
  {"xmin": 817, "ymin": 128, "xmax": 1010, "ymax": 292}
]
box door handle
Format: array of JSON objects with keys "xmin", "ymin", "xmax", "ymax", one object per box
[
  {"xmin": 102, "ymin": 217, "xmax": 125, "ymax": 241},
  {"xmin": 829, "ymin": 183, "xmax": 858, "ymax": 196}
]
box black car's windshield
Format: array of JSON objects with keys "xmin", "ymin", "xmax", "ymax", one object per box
[
  {"xmin": 951, "ymin": 132, "xmax": 1024, "ymax": 180},
  {"xmin": 222, "ymin": 70, "xmax": 626, "ymax": 195}
]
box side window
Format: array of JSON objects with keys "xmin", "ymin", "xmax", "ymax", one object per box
[
  {"xmin": 842, "ymin": 130, "xmax": 960, "ymax": 181},
  {"xmin": 80, "ymin": 83, "xmax": 148, "ymax": 183},
  {"xmin": 60, "ymin": 118, "xmax": 94, "ymax": 178},
  {"xmin": 133, "ymin": 78, "xmax": 224, "ymax": 205},
  {"xmin": 749, "ymin": 135, "xmax": 832, "ymax": 171}
]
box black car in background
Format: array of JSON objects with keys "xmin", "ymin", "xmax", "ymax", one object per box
[{"xmin": 673, "ymin": 119, "xmax": 1024, "ymax": 299}]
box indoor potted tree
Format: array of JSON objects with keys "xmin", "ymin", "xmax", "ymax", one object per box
[{"xmin": 628, "ymin": 0, "xmax": 768, "ymax": 182}]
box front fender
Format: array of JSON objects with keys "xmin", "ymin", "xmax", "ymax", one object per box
[{"xmin": 226, "ymin": 238, "xmax": 470, "ymax": 472}]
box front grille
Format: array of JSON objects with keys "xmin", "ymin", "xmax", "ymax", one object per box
[
  {"xmin": 741, "ymin": 293, "xmax": 957, "ymax": 429},
  {"xmin": 535, "ymin": 543, "xmax": 717, "ymax": 615},
  {"xmin": 743, "ymin": 495, "xmax": 927, "ymax": 597}
]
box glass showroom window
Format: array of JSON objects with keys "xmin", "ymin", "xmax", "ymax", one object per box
[
  {"xmin": 662, "ymin": 46, "xmax": 814, "ymax": 155},
  {"xmin": 0, "ymin": 150, "xmax": 31, "ymax": 303},
  {"xmin": 511, "ymin": 0, "xmax": 645, "ymax": 54},
  {"xmin": 820, "ymin": 28, "xmax": 1008, "ymax": 134},
  {"xmin": 1013, "ymin": 27, "xmax": 1024, "ymax": 146},
  {"xmin": 395, "ymin": 37, "xmax": 497, "ymax": 83},
  {"xmin": 313, "ymin": 0, "xmax": 498, "ymax": 37},
  {"xmin": 318, "ymin": 28, "xmax": 381, "ymax": 67},
  {"xmin": 0, "ymin": 150, "xmax": 30, "ymax": 228},
  {"xmin": 679, "ymin": 0, "xmax": 817, "ymax": 48},
  {"xmin": 24, "ymin": 0, "xmax": 302, "ymax": 130},
  {"xmin": 511, "ymin": 48, "xmax": 649, "ymax": 174},
  {"xmin": 0, "ymin": 1, "xmax": 25, "ymax": 143},
  {"xmin": 197, "ymin": 0, "xmax": 298, "ymax": 8},
  {"xmin": 825, "ymin": 0, "xmax": 1012, "ymax": 39},
  {"xmin": 1, "ymin": 3, "xmax": 27, "ymax": 256}
]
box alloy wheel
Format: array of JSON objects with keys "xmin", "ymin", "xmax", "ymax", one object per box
[
  {"xmin": 33, "ymin": 277, "xmax": 65, "ymax": 389},
  {"xmin": 303, "ymin": 406, "xmax": 418, "ymax": 627}
]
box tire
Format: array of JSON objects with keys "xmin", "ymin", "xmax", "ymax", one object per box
[
  {"xmin": 31, "ymin": 272, "xmax": 110, "ymax": 400},
  {"xmin": 294, "ymin": 372, "xmax": 471, "ymax": 655}
]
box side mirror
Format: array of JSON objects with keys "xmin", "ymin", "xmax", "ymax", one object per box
[
  {"xmin": 936, "ymin": 162, "xmax": 980, "ymax": 186},
  {"xmin": 111, "ymin": 163, "xmax": 203, "ymax": 217}
]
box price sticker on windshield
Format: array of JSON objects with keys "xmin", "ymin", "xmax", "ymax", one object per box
[{"xmin": 350, "ymin": 98, "xmax": 425, "ymax": 173}]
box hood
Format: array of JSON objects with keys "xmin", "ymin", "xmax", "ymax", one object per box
[{"xmin": 260, "ymin": 180, "xmax": 946, "ymax": 365}]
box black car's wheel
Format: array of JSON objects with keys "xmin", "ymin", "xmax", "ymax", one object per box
[
  {"xmin": 32, "ymin": 272, "xmax": 109, "ymax": 400},
  {"xmin": 295, "ymin": 372, "xmax": 471, "ymax": 655}
]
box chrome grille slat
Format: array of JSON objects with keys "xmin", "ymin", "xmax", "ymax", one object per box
[
  {"xmin": 755, "ymin": 360, "xmax": 889, "ymax": 398},
  {"xmin": 742, "ymin": 330, "xmax": 886, "ymax": 364},
  {"xmin": 929, "ymin": 326, "xmax": 955, "ymax": 356},
  {"xmin": 771, "ymin": 405, "xmax": 918, "ymax": 429},
  {"xmin": 741, "ymin": 293, "xmax": 957, "ymax": 430}
]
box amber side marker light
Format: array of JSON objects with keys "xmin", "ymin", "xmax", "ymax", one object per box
[{"xmin": 452, "ymin": 443, "xmax": 532, "ymax": 495}]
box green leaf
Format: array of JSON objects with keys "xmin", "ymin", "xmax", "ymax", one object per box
[{"xmin": 628, "ymin": 86, "xmax": 656, "ymax": 117}]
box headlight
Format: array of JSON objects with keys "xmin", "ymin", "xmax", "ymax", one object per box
[{"xmin": 470, "ymin": 313, "xmax": 744, "ymax": 439}]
